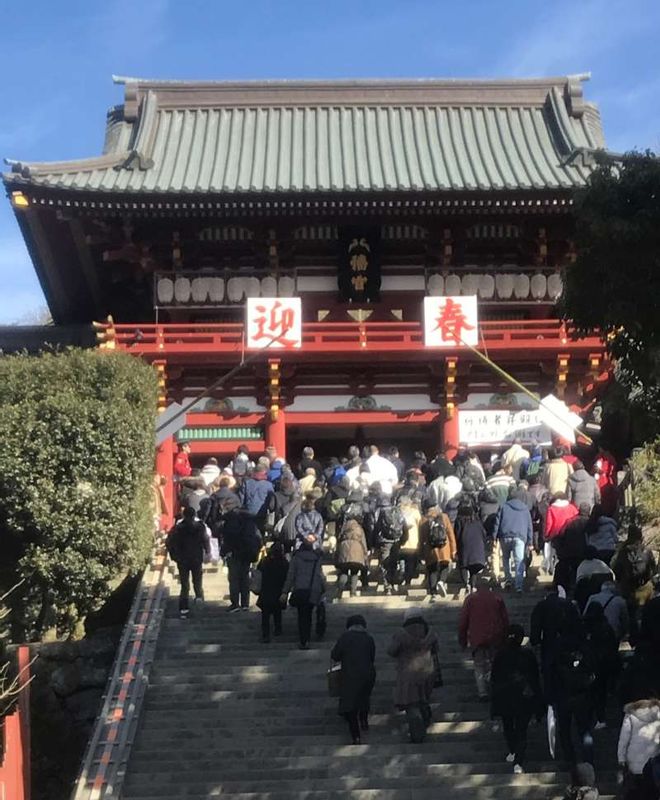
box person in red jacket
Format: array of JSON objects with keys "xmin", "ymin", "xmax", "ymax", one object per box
[
  {"xmin": 174, "ymin": 441, "xmax": 192, "ymax": 480},
  {"xmin": 543, "ymin": 493, "xmax": 578, "ymax": 576},
  {"xmin": 458, "ymin": 577, "xmax": 510, "ymax": 700}
]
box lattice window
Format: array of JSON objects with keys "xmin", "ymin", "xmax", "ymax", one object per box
[
  {"xmin": 199, "ymin": 226, "xmax": 254, "ymax": 242},
  {"xmin": 293, "ymin": 225, "xmax": 338, "ymax": 241},
  {"xmin": 381, "ymin": 224, "xmax": 428, "ymax": 240},
  {"xmin": 466, "ymin": 224, "xmax": 520, "ymax": 240}
]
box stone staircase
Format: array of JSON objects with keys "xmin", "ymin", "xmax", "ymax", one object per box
[{"xmin": 121, "ymin": 559, "xmax": 619, "ymax": 799}]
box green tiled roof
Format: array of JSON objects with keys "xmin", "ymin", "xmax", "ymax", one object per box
[
  {"xmin": 176, "ymin": 426, "xmax": 263, "ymax": 442},
  {"xmin": 4, "ymin": 76, "xmax": 606, "ymax": 194}
]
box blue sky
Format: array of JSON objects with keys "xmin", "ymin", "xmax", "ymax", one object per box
[{"xmin": 1, "ymin": 0, "xmax": 659, "ymax": 323}]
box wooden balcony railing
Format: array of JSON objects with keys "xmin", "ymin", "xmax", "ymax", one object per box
[{"xmin": 112, "ymin": 319, "xmax": 603, "ymax": 360}]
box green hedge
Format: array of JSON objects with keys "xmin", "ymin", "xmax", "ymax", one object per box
[{"xmin": 0, "ymin": 349, "xmax": 158, "ymax": 639}]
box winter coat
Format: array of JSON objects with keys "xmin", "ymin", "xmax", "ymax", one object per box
[
  {"xmin": 502, "ymin": 443, "xmax": 530, "ymax": 481},
  {"xmin": 576, "ymin": 558, "xmax": 613, "ymax": 583},
  {"xmin": 587, "ymin": 516, "xmax": 619, "ymax": 554},
  {"xmin": 612, "ymin": 543, "xmax": 657, "ymax": 595},
  {"xmin": 545, "ymin": 500, "xmax": 579, "ymax": 540},
  {"xmin": 167, "ymin": 518, "xmax": 210, "ymax": 567},
  {"xmin": 543, "ymin": 458, "xmax": 574, "ymax": 496},
  {"xmin": 173, "ymin": 451, "xmax": 192, "ymax": 478},
  {"xmin": 399, "ymin": 504, "xmax": 422, "ymax": 554},
  {"xmin": 453, "ymin": 516, "xmax": 487, "ymax": 569},
  {"xmin": 641, "ymin": 595, "xmax": 660, "ymax": 647},
  {"xmin": 617, "ymin": 699, "xmax": 660, "ymax": 775},
  {"xmin": 585, "ymin": 588, "xmax": 629, "ymax": 641},
  {"xmin": 491, "ymin": 644, "xmax": 543, "ymax": 719},
  {"xmin": 479, "ymin": 488, "xmax": 500, "ymax": 539},
  {"xmin": 282, "ymin": 548, "xmax": 326, "ymax": 605},
  {"xmin": 458, "ymin": 588, "xmax": 509, "ymax": 650},
  {"xmin": 330, "ymin": 627, "xmax": 376, "ymax": 714},
  {"xmin": 441, "ymin": 475, "xmax": 463, "ymax": 508},
  {"xmin": 336, "ymin": 520, "xmax": 369, "ymax": 567},
  {"xmin": 486, "ymin": 472, "xmax": 517, "ymax": 507},
  {"xmin": 200, "ymin": 463, "xmax": 221, "ymax": 487},
  {"xmin": 387, "ymin": 620, "xmax": 438, "ymax": 707},
  {"xmin": 494, "ymin": 498, "xmax": 533, "ymax": 545},
  {"xmin": 298, "ymin": 457, "xmax": 323, "ymax": 479},
  {"xmin": 567, "ymin": 469, "xmax": 600, "ymax": 511},
  {"xmin": 239, "ymin": 475, "xmax": 274, "ymax": 517},
  {"xmin": 220, "ymin": 510, "xmax": 261, "ymax": 562},
  {"xmin": 419, "ymin": 510, "xmax": 456, "ymax": 566},
  {"xmin": 530, "ymin": 593, "xmax": 583, "ymax": 663},
  {"xmin": 256, "ymin": 555, "xmax": 289, "ymax": 610},
  {"xmin": 294, "ymin": 509, "xmax": 324, "ymax": 549},
  {"xmin": 554, "ymin": 515, "xmax": 589, "ymax": 561}
]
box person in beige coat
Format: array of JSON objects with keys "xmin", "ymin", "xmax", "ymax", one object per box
[
  {"xmin": 420, "ymin": 507, "xmax": 457, "ymax": 600},
  {"xmin": 543, "ymin": 449, "xmax": 574, "ymax": 496},
  {"xmin": 398, "ymin": 499, "xmax": 422, "ymax": 587},
  {"xmin": 335, "ymin": 519, "xmax": 369, "ymax": 598}
]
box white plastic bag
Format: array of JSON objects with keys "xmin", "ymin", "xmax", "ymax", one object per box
[{"xmin": 546, "ymin": 705, "xmax": 556, "ymax": 759}]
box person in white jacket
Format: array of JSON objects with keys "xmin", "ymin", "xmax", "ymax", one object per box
[
  {"xmin": 502, "ymin": 439, "xmax": 530, "ymax": 481},
  {"xmin": 617, "ymin": 698, "xmax": 660, "ymax": 790}
]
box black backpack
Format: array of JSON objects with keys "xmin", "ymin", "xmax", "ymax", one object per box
[
  {"xmin": 427, "ymin": 516, "xmax": 448, "ymax": 548},
  {"xmin": 627, "ymin": 546, "xmax": 650, "ymax": 587},
  {"xmin": 376, "ymin": 506, "xmax": 405, "ymax": 544}
]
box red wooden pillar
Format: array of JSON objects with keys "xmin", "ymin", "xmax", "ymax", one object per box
[
  {"xmin": 156, "ymin": 435, "xmax": 175, "ymax": 530},
  {"xmin": 443, "ymin": 411, "xmax": 460, "ymax": 461},
  {"xmin": 266, "ymin": 408, "xmax": 287, "ymax": 462}
]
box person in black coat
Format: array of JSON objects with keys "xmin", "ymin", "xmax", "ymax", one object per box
[
  {"xmin": 257, "ymin": 543, "xmax": 289, "ymax": 642},
  {"xmin": 530, "ymin": 586, "xmax": 583, "ymax": 704},
  {"xmin": 554, "ymin": 503, "xmax": 590, "ymax": 595},
  {"xmin": 454, "ymin": 502, "xmax": 487, "ymax": 592},
  {"xmin": 491, "ymin": 624, "xmax": 543, "ymax": 773},
  {"xmin": 220, "ymin": 495, "xmax": 262, "ymax": 612},
  {"xmin": 583, "ymin": 602, "xmax": 619, "ymax": 726},
  {"xmin": 330, "ymin": 614, "xmax": 376, "ymax": 745},
  {"xmin": 166, "ymin": 506, "xmax": 211, "ymax": 618}
]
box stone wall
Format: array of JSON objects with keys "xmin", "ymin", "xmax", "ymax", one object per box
[{"xmin": 30, "ymin": 626, "xmax": 122, "ymax": 800}]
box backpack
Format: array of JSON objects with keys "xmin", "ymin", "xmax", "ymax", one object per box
[
  {"xmin": 376, "ymin": 506, "xmax": 406, "ymax": 544},
  {"xmin": 525, "ymin": 459, "xmax": 541, "ymax": 478},
  {"xmin": 427, "ymin": 516, "xmax": 448, "ymax": 548},
  {"xmin": 232, "ymin": 455, "xmax": 249, "ymax": 477},
  {"xmin": 627, "ymin": 546, "xmax": 650, "ymax": 587},
  {"xmin": 343, "ymin": 502, "xmax": 364, "ymax": 524},
  {"xmin": 329, "ymin": 496, "xmax": 346, "ymax": 519}
]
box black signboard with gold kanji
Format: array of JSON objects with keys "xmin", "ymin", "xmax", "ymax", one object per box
[{"xmin": 338, "ymin": 227, "xmax": 381, "ymax": 302}]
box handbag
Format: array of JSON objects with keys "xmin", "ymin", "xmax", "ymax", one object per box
[
  {"xmin": 289, "ymin": 555, "xmax": 320, "ymax": 608},
  {"xmin": 327, "ymin": 663, "xmax": 342, "ymax": 697},
  {"xmin": 431, "ymin": 642, "xmax": 444, "ymax": 688},
  {"xmin": 546, "ymin": 704, "xmax": 556, "ymax": 759},
  {"xmin": 249, "ymin": 566, "xmax": 262, "ymax": 595}
]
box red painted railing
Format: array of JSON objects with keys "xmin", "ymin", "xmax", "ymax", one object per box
[
  {"xmin": 114, "ymin": 319, "xmax": 603, "ymax": 359},
  {"xmin": 0, "ymin": 646, "xmax": 31, "ymax": 800}
]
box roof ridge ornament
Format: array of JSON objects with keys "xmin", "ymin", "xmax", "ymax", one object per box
[{"xmin": 565, "ymin": 73, "xmax": 590, "ymax": 118}]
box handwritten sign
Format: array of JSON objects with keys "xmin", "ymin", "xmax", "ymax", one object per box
[
  {"xmin": 424, "ymin": 296, "xmax": 478, "ymax": 347},
  {"xmin": 246, "ymin": 297, "xmax": 302, "ymax": 350},
  {"xmin": 459, "ymin": 408, "xmax": 552, "ymax": 447}
]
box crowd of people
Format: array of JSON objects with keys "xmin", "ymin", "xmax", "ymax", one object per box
[{"xmin": 164, "ymin": 438, "xmax": 660, "ymax": 799}]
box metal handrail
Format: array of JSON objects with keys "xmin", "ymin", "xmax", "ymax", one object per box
[{"xmin": 70, "ymin": 545, "xmax": 169, "ymax": 800}]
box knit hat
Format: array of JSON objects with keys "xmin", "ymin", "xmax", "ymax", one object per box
[{"xmin": 403, "ymin": 606, "xmax": 423, "ymax": 623}]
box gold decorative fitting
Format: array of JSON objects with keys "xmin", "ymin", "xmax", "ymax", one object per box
[{"xmin": 11, "ymin": 191, "xmax": 29, "ymax": 209}]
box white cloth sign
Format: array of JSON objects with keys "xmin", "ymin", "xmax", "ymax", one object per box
[
  {"xmin": 424, "ymin": 295, "xmax": 479, "ymax": 347},
  {"xmin": 538, "ymin": 394, "xmax": 583, "ymax": 444},
  {"xmin": 458, "ymin": 409, "xmax": 552, "ymax": 447},
  {"xmin": 246, "ymin": 297, "xmax": 302, "ymax": 350}
]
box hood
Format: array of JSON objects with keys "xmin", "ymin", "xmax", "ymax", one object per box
[
  {"xmin": 505, "ymin": 498, "xmax": 528, "ymax": 512},
  {"xmin": 401, "ymin": 620, "xmax": 434, "ymax": 646},
  {"xmin": 623, "ymin": 698, "xmax": 660, "ymax": 722},
  {"xmin": 342, "ymin": 520, "xmax": 364, "ymax": 538},
  {"xmin": 570, "ymin": 469, "xmax": 590, "ymax": 483},
  {"xmin": 551, "ymin": 499, "xmax": 570, "ymax": 508},
  {"xmin": 479, "ymin": 488, "xmax": 498, "ymax": 504},
  {"xmin": 252, "ymin": 471, "xmax": 268, "ymax": 481}
]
